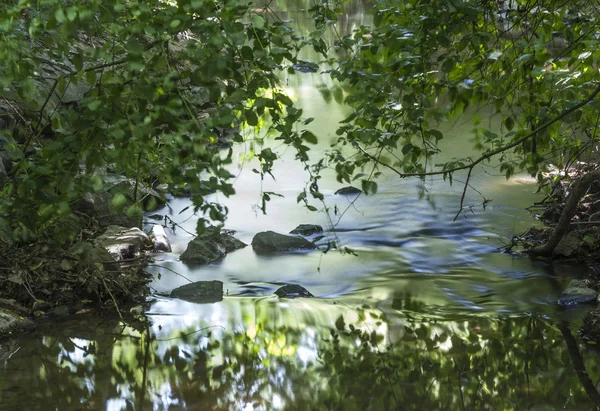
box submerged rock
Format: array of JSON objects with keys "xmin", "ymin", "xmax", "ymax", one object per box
[
  {"xmin": 171, "ymin": 280, "xmax": 223, "ymax": 303},
  {"xmin": 252, "ymin": 231, "xmax": 316, "ymax": 251},
  {"xmin": 149, "ymin": 225, "xmax": 171, "ymax": 252},
  {"xmin": 334, "ymin": 186, "xmax": 362, "ymax": 195},
  {"xmin": 95, "ymin": 225, "xmax": 151, "ymax": 261},
  {"xmin": 558, "ymin": 280, "xmax": 598, "ymax": 305},
  {"xmin": 180, "ymin": 229, "xmax": 247, "ymax": 265},
  {"xmin": 274, "ymin": 284, "xmax": 314, "ymax": 298},
  {"xmin": 0, "ymin": 309, "xmax": 34, "ymax": 341},
  {"xmin": 290, "ymin": 224, "xmax": 323, "ymax": 236}
]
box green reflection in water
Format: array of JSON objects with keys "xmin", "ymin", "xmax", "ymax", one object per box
[{"xmin": 1, "ymin": 297, "xmax": 599, "ymax": 410}]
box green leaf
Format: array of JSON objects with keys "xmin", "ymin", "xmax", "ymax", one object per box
[
  {"xmin": 402, "ymin": 143, "xmax": 414, "ymax": 155},
  {"xmin": 86, "ymin": 99, "xmax": 101, "ymax": 111},
  {"xmin": 301, "ymin": 130, "xmax": 318, "ymax": 144},
  {"xmin": 504, "ymin": 116, "xmax": 514, "ymax": 131},
  {"xmin": 252, "ymin": 15, "xmax": 265, "ymax": 30},
  {"xmin": 335, "ymin": 315, "xmax": 345, "ymax": 331},
  {"xmin": 72, "ymin": 53, "xmax": 83, "ymax": 71},
  {"xmin": 126, "ymin": 38, "xmax": 144, "ymax": 55},
  {"xmin": 245, "ymin": 110, "xmax": 258, "ymax": 126},
  {"xmin": 66, "ymin": 7, "xmax": 77, "ymax": 22},
  {"xmin": 55, "ymin": 8, "xmax": 66, "ymax": 23},
  {"xmin": 111, "ymin": 193, "xmax": 128, "ymax": 210},
  {"xmin": 86, "ymin": 71, "xmax": 96, "ymax": 86},
  {"xmin": 361, "ymin": 180, "xmax": 377, "ymax": 195}
]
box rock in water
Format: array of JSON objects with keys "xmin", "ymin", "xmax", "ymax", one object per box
[
  {"xmin": 0, "ymin": 309, "xmax": 34, "ymax": 341},
  {"xmin": 95, "ymin": 225, "xmax": 151, "ymax": 261},
  {"xmin": 290, "ymin": 224, "xmax": 323, "ymax": 236},
  {"xmin": 171, "ymin": 280, "xmax": 223, "ymax": 303},
  {"xmin": 334, "ymin": 186, "xmax": 362, "ymax": 195},
  {"xmin": 180, "ymin": 229, "xmax": 247, "ymax": 265},
  {"xmin": 252, "ymin": 231, "xmax": 316, "ymax": 251},
  {"xmin": 558, "ymin": 280, "xmax": 598, "ymax": 305},
  {"xmin": 149, "ymin": 225, "xmax": 171, "ymax": 252},
  {"xmin": 274, "ymin": 284, "xmax": 314, "ymax": 298}
]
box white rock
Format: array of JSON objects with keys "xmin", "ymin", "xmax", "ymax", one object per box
[{"xmin": 149, "ymin": 225, "xmax": 171, "ymax": 252}]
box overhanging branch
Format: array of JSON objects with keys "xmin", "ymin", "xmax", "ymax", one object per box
[{"xmin": 358, "ymin": 81, "xmax": 600, "ymax": 179}]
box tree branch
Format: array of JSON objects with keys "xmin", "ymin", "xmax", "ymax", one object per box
[{"xmin": 359, "ymin": 82, "xmax": 600, "ymax": 179}]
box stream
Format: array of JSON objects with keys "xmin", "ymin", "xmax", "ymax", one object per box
[{"xmin": 2, "ymin": 1, "xmax": 600, "ymax": 410}]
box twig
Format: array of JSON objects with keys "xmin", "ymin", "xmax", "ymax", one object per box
[
  {"xmin": 101, "ymin": 277, "xmax": 123, "ymax": 321},
  {"xmin": 454, "ymin": 167, "xmax": 473, "ymax": 221},
  {"xmin": 146, "ymin": 264, "xmax": 194, "ymax": 283}
]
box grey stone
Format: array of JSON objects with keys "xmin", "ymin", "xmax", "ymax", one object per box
[
  {"xmin": 76, "ymin": 191, "xmax": 142, "ymax": 228},
  {"xmin": 274, "ymin": 284, "xmax": 314, "ymax": 298},
  {"xmin": 558, "ymin": 280, "xmax": 598, "ymax": 305},
  {"xmin": 149, "ymin": 225, "xmax": 171, "ymax": 252},
  {"xmin": 334, "ymin": 186, "xmax": 362, "ymax": 195},
  {"xmin": 0, "ymin": 299, "xmax": 29, "ymax": 316},
  {"xmin": 95, "ymin": 225, "xmax": 151, "ymax": 261},
  {"xmin": 290, "ymin": 224, "xmax": 323, "ymax": 236},
  {"xmin": 180, "ymin": 230, "xmax": 247, "ymax": 265},
  {"xmin": 171, "ymin": 280, "xmax": 223, "ymax": 304},
  {"xmin": 252, "ymin": 231, "xmax": 316, "ymax": 251},
  {"xmin": 221, "ymin": 233, "xmax": 247, "ymax": 252},
  {"xmin": 554, "ymin": 231, "xmax": 581, "ymax": 257},
  {"xmin": 0, "ymin": 309, "xmax": 34, "ymax": 341}
]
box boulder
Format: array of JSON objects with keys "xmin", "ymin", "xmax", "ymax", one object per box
[
  {"xmin": 554, "ymin": 231, "xmax": 581, "ymax": 257},
  {"xmin": 558, "ymin": 280, "xmax": 598, "ymax": 305},
  {"xmin": 252, "ymin": 231, "xmax": 316, "ymax": 251},
  {"xmin": 274, "ymin": 284, "xmax": 314, "ymax": 298},
  {"xmin": 0, "ymin": 309, "xmax": 35, "ymax": 341},
  {"xmin": 149, "ymin": 225, "xmax": 171, "ymax": 252},
  {"xmin": 107, "ymin": 180, "xmax": 167, "ymax": 212},
  {"xmin": 180, "ymin": 230, "xmax": 247, "ymax": 265},
  {"xmin": 76, "ymin": 191, "xmax": 142, "ymax": 228},
  {"xmin": 171, "ymin": 280, "xmax": 223, "ymax": 303},
  {"xmin": 290, "ymin": 224, "xmax": 323, "ymax": 236},
  {"xmin": 334, "ymin": 186, "xmax": 362, "ymax": 195},
  {"xmin": 95, "ymin": 225, "xmax": 151, "ymax": 261}
]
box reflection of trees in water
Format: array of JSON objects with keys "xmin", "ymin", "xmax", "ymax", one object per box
[{"xmin": 1, "ymin": 303, "xmax": 599, "ymax": 410}]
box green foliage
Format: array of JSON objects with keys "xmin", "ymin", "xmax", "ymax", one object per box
[
  {"xmin": 309, "ymin": 0, "xmax": 600, "ymax": 189},
  {"xmin": 0, "ymin": 0, "xmax": 309, "ymax": 243},
  {"xmin": 2, "ymin": 0, "xmax": 599, "ymax": 243}
]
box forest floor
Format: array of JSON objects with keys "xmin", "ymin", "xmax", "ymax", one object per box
[{"xmin": 0, "ymin": 239, "xmax": 150, "ymax": 325}]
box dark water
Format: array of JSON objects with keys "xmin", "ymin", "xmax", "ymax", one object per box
[{"xmin": 2, "ymin": 2, "xmax": 600, "ymax": 410}]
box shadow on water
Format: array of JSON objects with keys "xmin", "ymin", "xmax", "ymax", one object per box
[{"xmin": 2, "ymin": 298, "xmax": 600, "ymax": 410}]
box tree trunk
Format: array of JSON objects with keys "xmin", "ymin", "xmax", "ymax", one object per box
[{"xmin": 530, "ymin": 169, "xmax": 600, "ymax": 256}]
